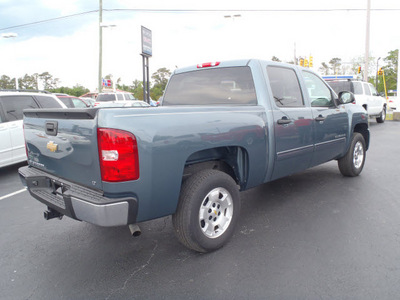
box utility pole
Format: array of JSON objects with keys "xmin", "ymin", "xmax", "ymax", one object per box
[
  {"xmin": 397, "ymin": 50, "xmax": 400, "ymax": 98},
  {"xmin": 98, "ymin": 0, "xmax": 103, "ymax": 93},
  {"xmin": 364, "ymin": 0, "xmax": 370, "ymax": 82}
]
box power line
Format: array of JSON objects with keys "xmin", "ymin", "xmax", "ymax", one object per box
[
  {"xmin": 1, "ymin": 7, "xmax": 400, "ymax": 31},
  {"xmin": 0, "ymin": 10, "xmax": 98, "ymax": 31},
  {"xmin": 105, "ymin": 8, "xmax": 400, "ymax": 13}
]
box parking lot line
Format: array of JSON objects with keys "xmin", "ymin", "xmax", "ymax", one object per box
[{"xmin": 0, "ymin": 188, "xmax": 27, "ymax": 201}]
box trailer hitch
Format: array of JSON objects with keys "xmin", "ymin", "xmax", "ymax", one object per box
[{"xmin": 44, "ymin": 207, "xmax": 63, "ymax": 220}]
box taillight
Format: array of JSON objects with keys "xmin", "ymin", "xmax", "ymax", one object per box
[
  {"xmin": 97, "ymin": 128, "xmax": 139, "ymax": 182},
  {"xmin": 197, "ymin": 62, "xmax": 220, "ymax": 68}
]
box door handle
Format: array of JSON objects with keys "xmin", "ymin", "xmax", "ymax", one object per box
[
  {"xmin": 277, "ymin": 118, "xmax": 291, "ymax": 125},
  {"xmin": 315, "ymin": 116, "xmax": 326, "ymax": 122}
]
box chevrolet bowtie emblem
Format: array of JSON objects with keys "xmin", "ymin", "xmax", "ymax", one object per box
[{"xmin": 47, "ymin": 141, "xmax": 58, "ymax": 152}]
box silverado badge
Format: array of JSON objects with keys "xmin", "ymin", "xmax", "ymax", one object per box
[{"xmin": 47, "ymin": 141, "xmax": 58, "ymax": 152}]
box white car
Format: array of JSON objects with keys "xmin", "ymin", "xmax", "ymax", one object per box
[
  {"xmin": 95, "ymin": 100, "xmax": 150, "ymax": 108},
  {"xmin": 326, "ymin": 78, "xmax": 387, "ymax": 123},
  {"xmin": 94, "ymin": 92, "xmax": 136, "ymax": 106},
  {"xmin": 388, "ymin": 96, "xmax": 399, "ymax": 111},
  {"xmin": 0, "ymin": 90, "xmax": 66, "ymax": 168}
]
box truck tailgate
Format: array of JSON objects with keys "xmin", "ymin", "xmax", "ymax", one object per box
[{"xmin": 23, "ymin": 108, "xmax": 103, "ymax": 190}]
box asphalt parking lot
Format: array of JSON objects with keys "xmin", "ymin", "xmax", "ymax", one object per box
[{"xmin": 1, "ymin": 120, "xmax": 400, "ymax": 300}]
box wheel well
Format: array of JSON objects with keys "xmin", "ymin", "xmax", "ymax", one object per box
[
  {"xmin": 183, "ymin": 146, "xmax": 249, "ymax": 190},
  {"xmin": 354, "ymin": 123, "xmax": 370, "ymax": 150}
]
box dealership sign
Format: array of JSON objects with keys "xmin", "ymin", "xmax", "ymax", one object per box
[{"xmin": 141, "ymin": 26, "xmax": 152, "ymax": 57}]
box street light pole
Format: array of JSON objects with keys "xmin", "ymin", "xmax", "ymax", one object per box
[
  {"xmin": 364, "ymin": 0, "xmax": 371, "ymax": 82},
  {"xmin": 98, "ymin": 0, "xmax": 103, "ymax": 93}
]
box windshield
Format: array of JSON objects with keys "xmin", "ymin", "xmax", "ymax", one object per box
[{"xmin": 163, "ymin": 66, "xmax": 257, "ymax": 105}]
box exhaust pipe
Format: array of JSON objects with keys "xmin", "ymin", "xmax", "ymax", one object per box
[
  {"xmin": 128, "ymin": 224, "xmax": 141, "ymax": 237},
  {"xmin": 44, "ymin": 207, "xmax": 63, "ymax": 220}
]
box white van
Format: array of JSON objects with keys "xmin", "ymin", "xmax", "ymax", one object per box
[{"xmin": 326, "ymin": 79, "xmax": 387, "ymax": 123}]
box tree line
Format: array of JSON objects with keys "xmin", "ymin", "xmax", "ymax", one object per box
[
  {"xmin": 0, "ymin": 68, "xmax": 171, "ymax": 100},
  {"xmin": 0, "ymin": 50, "xmax": 397, "ymax": 97}
]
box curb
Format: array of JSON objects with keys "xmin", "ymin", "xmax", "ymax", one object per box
[{"xmin": 386, "ymin": 111, "xmax": 400, "ymax": 121}]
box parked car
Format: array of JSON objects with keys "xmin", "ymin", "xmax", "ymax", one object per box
[
  {"xmin": 95, "ymin": 92, "xmax": 136, "ymax": 106},
  {"xmin": 95, "ymin": 100, "xmax": 150, "ymax": 108},
  {"xmin": 324, "ymin": 77, "xmax": 387, "ymax": 123},
  {"xmin": 388, "ymin": 96, "xmax": 399, "ymax": 110},
  {"xmin": 56, "ymin": 95, "xmax": 91, "ymax": 108},
  {"xmin": 0, "ymin": 90, "xmax": 66, "ymax": 168}
]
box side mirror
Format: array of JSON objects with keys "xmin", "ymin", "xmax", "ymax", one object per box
[{"xmin": 337, "ymin": 91, "xmax": 355, "ymax": 104}]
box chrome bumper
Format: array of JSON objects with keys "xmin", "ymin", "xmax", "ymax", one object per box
[{"xmin": 19, "ymin": 166, "xmax": 137, "ymax": 226}]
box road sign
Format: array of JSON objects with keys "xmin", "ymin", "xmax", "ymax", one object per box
[{"xmin": 141, "ymin": 26, "xmax": 152, "ymax": 57}]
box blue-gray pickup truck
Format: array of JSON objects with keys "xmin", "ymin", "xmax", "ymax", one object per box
[{"xmin": 19, "ymin": 60, "xmax": 369, "ymax": 252}]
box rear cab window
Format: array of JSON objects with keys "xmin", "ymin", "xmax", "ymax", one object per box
[
  {"xmin": 97, "ymin": 94, "xmax": 116, "ymax": 101},
  {"xmin": 327, "ymin": 81, "xmax": 352, "ymax": 94},
  {"xmin": 163, "ymin": 66, "xmax": 257, "ymax": 105}
]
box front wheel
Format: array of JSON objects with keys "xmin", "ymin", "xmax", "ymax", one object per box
[
  {"xmin": 172, "ymin": 169, "xmax": 240, "ymax": 253},
  {"xmin": 338, "ymin": 133, "xmax": 366, "ymax": 177}
]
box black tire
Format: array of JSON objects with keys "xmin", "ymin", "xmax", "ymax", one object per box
[
  {"xmin": 376, "ymin": 107, "xmax": 386, "ymax": 123},
  {"xmin": 338, "ymin": 133, "xmax": 366, "ymax": 177},
  {"xmin": 172, "ymin": 169, "xmax": 240, "ymax": 253}
]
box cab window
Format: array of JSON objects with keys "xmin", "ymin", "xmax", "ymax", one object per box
[
  {"xmin": 363, "ymin": 83, "xmax": 371, "ymax": 96},
  {"xmin": 267, "ymin": 66, "xmax": 304, "ymax": 107},
  {"xmin": 352, "ymin": 82, "xmax": 363, "ymax": 95},
  {"xmin": 0, "ymin": 96, "xmax": 39, "ymax": 122},
  {"xmin": 36, "ymin": 95, "xmax": 63, "ymax": 108},
  {"xmin": 369, "ymin": 84, "xmax": 378, "ymax": 96},
  {"xmin": 302, "ymin": 71, "xmax": 334, "ymax": 107}
]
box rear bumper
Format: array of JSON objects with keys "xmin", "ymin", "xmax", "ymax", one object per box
[{"xmin": 18, "ymin": 166, "xmax": 138, "ymax": 226}]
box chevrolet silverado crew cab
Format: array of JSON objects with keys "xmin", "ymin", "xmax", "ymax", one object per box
[
  {"xmin": 19, "ymin": 60, "xmax": 370, "ymax": 252},
  {"xmin": 324, "ymin": 76, "xmax": 387, "ymax": 123},
  {"xmin": 0, "ymin": 90, "xmax": 66, "ymax": 168}
]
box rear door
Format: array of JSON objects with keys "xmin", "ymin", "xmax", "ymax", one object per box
[
  {"xmin": 267, "ymin": 65, "xmax": 314, "ymax": 180},
  {"xmin": 363, "ymin": 82, "xmax": 378, "ymax": 115},
  {"xmin": 368, "ymin": 83, "xmax": 385, "ymax": 114}
]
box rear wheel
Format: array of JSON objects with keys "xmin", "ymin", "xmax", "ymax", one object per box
[
  {"xmin": 376, "ymin": 107, "xmax": 386, "ymax": 123},
  {"xmin": 338, "ymin": 133, "xmax": 366, "ymax": 177},
  {"xmin": 172, "ymin": 169, "xmax": 240, "ymax": 253}
]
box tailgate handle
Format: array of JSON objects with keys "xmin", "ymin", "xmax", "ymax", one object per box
[{"xmin": 45, "ymin": 121, "xmax": 58, "ymax": 136}]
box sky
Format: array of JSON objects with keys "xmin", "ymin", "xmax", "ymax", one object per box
[{"xmin": 0, "ymin": 0, "xmax": 399, "ymax": 91}]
